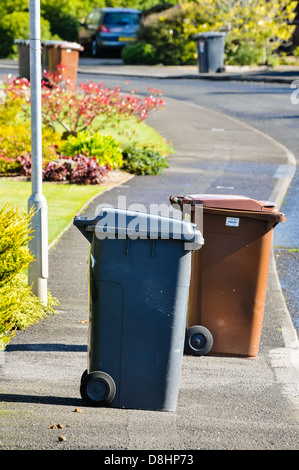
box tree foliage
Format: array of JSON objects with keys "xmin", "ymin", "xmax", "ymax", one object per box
[
  {"xmin": 183, "ymin": 0, "xmax": 298, "ymax": 64},
  {"xmin": 137, "ymin": 0, "xmax": 297, "ymax": 65},
  {"xmin": 0, "ymin": 11, "xmax": 54, "ymax": 58}
]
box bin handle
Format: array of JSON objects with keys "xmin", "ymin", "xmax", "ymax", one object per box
[
  {"xmin": 73, "ymin": 216, "xmax": 94, "ymax": 243},
  {"xmin": 169, "ymin": 195, "xmax": 194, "ymax": 205},
  {"xmin": 169, "ymin": 196, "xmax": 182, "ymax": 204}
]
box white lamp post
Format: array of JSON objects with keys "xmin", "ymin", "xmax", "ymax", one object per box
[{"xmin": 28, "ymin": 0, "xmax": 48, "ymax": 305}]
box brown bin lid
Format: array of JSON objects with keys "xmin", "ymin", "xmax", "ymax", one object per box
[
  {"xmin": 172, "ymin": 194, "xmax": 277, "ymax": 212},
  {"xmin": 42, "ymin": 40, "xmax": 84, "ymax": 51},
  {"xmin": 170, "ymin": 194, "xmax": 286, "ymax": 224}
]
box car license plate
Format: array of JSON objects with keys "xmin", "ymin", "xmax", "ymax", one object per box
[{"xmin": 118, "ymin": 37, "xmax": 135, "ymax": 42}]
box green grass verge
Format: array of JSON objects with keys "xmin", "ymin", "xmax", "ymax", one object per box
[
  {"xmin": 53, "ymin": 116, "xmax": 173, "ymax": 155},
  {"xmin": 0, "ymin": 180, "xmax": 106, "ymax": 246},
  {"xmin": 99, "ymin": 117, "xmax": 174, "ymax": 155}
]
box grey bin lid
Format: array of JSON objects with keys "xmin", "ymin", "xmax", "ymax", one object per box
[
  {"xmin": 14, "ymin": 39, "xmax": 31, "ymax": 45},
  {"xmin": 74, "ymin": 208, "xmax": 204, "ymax": 248},
  {"xmin": 193, "ymin": 32, "xmax": 226, "ymax": 39},
  {"xmin": 14, "ymin": 39, "xmax": 83, "ymax": 51}
]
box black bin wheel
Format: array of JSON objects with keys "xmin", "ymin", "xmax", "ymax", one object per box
[
  {"xmin": 80, "ymin": 369, "xmax": 87, "ymax": 384},
  {"xmin": 80, "ymin": 371, "xmax": 116, "ymax": 407},
  {"xmin": 185, "ymin": 325, "xmax": 213, "ymax": 356}
]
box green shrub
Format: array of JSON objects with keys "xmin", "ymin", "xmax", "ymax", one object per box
[
  {"xmin": 0, "ymin": 204, "xmax": 58, "ymax": 349},
  {"xmin": 0, "ymin": 273, "xmax": 58, "ymax": 348},
  {"xmin": 41, "ymin": 2, "xmax": 79, "ymax": 42},
  {"xmin": 60, "ymin": 132, "xmax": 123, "ymax": 169},
  {"xmin": 0, "ymin": 88, "xmax": 22, "ymax": 125},
  {"xmin": 225, "ymin": 39, "xmax": 265, "ymax": 66},
  {"xmin": 121, "ymin": 145, "xmax": 169, "ymax": 175},
  {"xmin": 0, "ymin": 157, "xmax": 21, "ymax": 175},
  {"xmin": 138, "ymin": 1, "xmax": 296, "ymax": 66},
  {"xmin": 142, "ymin": 2, "xmax": 177, "ymax": 17},
  {"xmin": 138, "ymin": 5, "xmax": 198, "ymax": 65},
  {"xmin": 0, "ymin": 204, "xmax": 34, "ymax": 286},
  {"xmin": 0, "ymin": 124, "xmax": 62, "ymax": 174},
  {"xmin": 121, "ymin": 42, "xmax": 159, "ymax": 65},
  {"xmin": 178, "ymin": 0, "xmax": 297, "ymax": 66}
]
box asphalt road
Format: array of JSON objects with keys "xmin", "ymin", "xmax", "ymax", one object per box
[{"xmin": 77, "ymin": 72, "xmax": 299, "ymax": 334}]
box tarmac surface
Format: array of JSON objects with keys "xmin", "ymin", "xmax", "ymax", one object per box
[
  {"xmin": 78, "ymin": 57, "xmax": 299, "ymax": 83},
  {"xmin": 1, "ymin": 57, "xmax": 299, "ymax": 83},
  {"xmin": 0, "ymin": 59, "xmax": 298, "ymax": 452}
]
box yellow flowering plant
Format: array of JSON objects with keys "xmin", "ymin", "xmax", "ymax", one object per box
[{"xmin": 180, "ymin": 0, "xmax": 297, "ymax": 65}]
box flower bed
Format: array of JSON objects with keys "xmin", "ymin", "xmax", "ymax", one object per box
[{"xmin": 0, "ymin": 65, "xmax": 168, "ymax": 181}]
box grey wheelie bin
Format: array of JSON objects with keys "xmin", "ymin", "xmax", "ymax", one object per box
[
  {"xmin": 14, "ymin": 39, "xmax": 31, "ymax": 79},
  {"xmin": 73, "ymin": 207, "xmax": 203, "ymax": 411},
  {"xmin": 194, "ymin": 32, "xmax": 226, "ymax": 73}
]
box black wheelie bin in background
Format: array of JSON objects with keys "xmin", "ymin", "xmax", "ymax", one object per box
[
  {"xmin": 194, "ymin": 32, "xmax": 226, "ymax": 73},
  {"xmin": 74, "ymin": 207, "xmax": 203, "ymax": 411}
]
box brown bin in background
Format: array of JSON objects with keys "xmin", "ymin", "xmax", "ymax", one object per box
[
  {"xmin": 42, "ymin": 41, "xmax": 83, "ymax": 87},
  {"xmin": 170, "ymin": 194, "xmax": 285, "ymax": 358},
  {"xmin": 15, "ymin": 40, "xmax": 84, "ymax": 86}
]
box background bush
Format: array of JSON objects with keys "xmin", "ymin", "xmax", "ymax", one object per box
[
  {"xmin": 0, "ymin": 11, "xmax": 57, "ymax": 58},
  {"xmin": 138, "ymin": 5, "xmax": 198, "ymax": 65},
  {"xmin": 121, "ymin": 42, "xmax": 158, "ymax": 65},
  {"xmin": 0, "ymin": 204, "xmax": 34, "ymax": 286},
  {"xmin": 60, "ymin": 132, "xmax": 123, "ymax": 169},
  {"xmin": 0, "ymin": 124, "xmax": 62, "ymax": 174},
  {"xmin": 41, "ymin": 1, "xmax": 79, "ymax": 42},
  {"xmin": 121, "ymin": 145, "xmax": 169, "ymax": 175},
  {"xmin": 136, "ymin": 1, "xmax": 297, "ymax": 66}
]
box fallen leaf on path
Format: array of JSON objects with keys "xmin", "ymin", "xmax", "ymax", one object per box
[{"xmin": 74, "ymin": 407, "xmax": 84, "ymax": 413}]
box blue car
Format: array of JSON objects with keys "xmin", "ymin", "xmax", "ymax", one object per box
[{"xmin": 79, "ymin": 7, "xmax": 142, "ymax": 57}]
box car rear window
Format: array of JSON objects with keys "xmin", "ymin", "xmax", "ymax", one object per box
[{"xmin": 103, "ymin": 12, "xmax": 141, "ymax": 25}]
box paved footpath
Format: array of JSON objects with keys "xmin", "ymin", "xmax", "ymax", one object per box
[
  {"xmin": 0, "ymin": 62, "xmax": 299, "ymax": 452},
  {"xmin": 77, "ymin": 57, "xmax": 299, "ymax": 83}
]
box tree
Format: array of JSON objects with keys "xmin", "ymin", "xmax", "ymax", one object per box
[
  {"xmin": 0, "ymin": 11, "xmax": 54, "ymax": 58},
  {"xmin": 0, "ymin": 0, "xmax": 29, "ymax": 16},
  {"xmin": 180, "ymin": 0, "xmax": 297, "ymax": 64}
]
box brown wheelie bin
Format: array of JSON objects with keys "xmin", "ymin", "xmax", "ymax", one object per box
[
  {"xmin": 170, "ymin": 194, "xmax": 285, "ymax": 358},
  {"xmin": 42, "ymin": 41, "xmax": 83, "ymax": 87}
]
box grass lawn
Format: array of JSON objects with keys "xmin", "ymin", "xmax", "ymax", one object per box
[
  {"xmin": 0, "ymin": 179, "xmax": 107, "ymax": 246},
  {"xmin": 53, "ymin": 115, "xmax": 173, "ymax": 155},
  {"xmin": 96, "ymin": 116, "xmax": 173, "ymax": 154}
]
